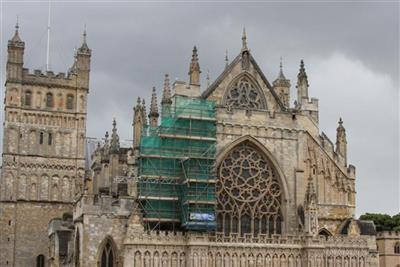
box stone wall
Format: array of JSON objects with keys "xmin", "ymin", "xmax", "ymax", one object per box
[
  {"xmin": 0, "ymin": 202, "xmax": 71, "ymax": 266},
  {"xmin": 376, "ymin": 231, "xmax": 400, "ymax": 267},
  {"xmin": 122, "ymin": 231, "xmax": 378, "ymax": 267}
]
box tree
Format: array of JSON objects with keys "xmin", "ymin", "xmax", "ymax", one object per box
[{"xmin": 359, "ymin": 213, "xmax": 400, "ymax": 232}]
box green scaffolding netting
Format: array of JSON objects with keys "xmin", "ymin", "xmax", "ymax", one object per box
[{"xmin": 138, "ymin": 96, "xmax": 217, "ymax": 231}]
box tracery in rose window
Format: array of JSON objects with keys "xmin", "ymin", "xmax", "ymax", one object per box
[
  {"xmin": 216, "ymin": 142, "xmax": 283, "ymax": 236},
  {"xmin": 224, "ymin": 75, "xmax": 266, "ymax": 110}
]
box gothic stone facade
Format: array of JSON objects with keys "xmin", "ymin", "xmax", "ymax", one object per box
[
  {"xmin": 0, "ymin": 25, "xmax": 90, "ymax": 267},
  {"xmin": 1, "ymin": 27, "xmax": 379, "ymax": 267}
]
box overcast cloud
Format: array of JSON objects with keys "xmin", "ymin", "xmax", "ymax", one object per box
[{"xmin": 1, "ymin": 1, "xmax": 399, "ymax": 216}]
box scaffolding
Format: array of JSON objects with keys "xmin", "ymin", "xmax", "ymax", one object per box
[{"xmin": 138, "ymin": 96, "xmax": 217, "ymax": 232}]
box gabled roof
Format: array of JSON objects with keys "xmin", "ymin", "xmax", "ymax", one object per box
[{"xmin": 201, "ymin": 50, "xmax": 287, "ymax": 111}]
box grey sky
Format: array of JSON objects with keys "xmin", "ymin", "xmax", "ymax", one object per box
[{"xmin": 1, "ymin": 1, "xmax": 399, "ymax": 216}]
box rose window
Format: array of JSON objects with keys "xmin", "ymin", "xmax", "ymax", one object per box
[
  {"xmin": 224, "ymin": 76, "xmax": 266, "ymax": 110},
  {"xmin": 216, "ymin": 142, "xmax": 283, "ymax": 236}
]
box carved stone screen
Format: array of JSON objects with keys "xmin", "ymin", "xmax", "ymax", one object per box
[
  {"xmin": 216, "ymin": 142, "xmax": 283, "ymax": 236},
  {"xmin": 224, "ymin": 76, "xmax": 266, "ymax": 110}
]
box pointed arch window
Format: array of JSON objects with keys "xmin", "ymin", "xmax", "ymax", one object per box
[
  {"xmin": 216, "ymin": 141, "xmax": 283, "ymax": 236},
  {"xmin": 224, "ymin": 75, "xmax": 266, "ymax": 110},
  {"xmin": 36, "ymin": 254, "xmax": 45, "ymax": 267},
  {"xmin": 66, "ymin": 94, "xmax": 74, "ymax": 110},
  {"xmin": 395, "ymin": 242, "xmax": 400, "ymax": 254},
  {"xmin": 100, "ymin": 238, "xmax": 116, "ymax": 267},
  {"xmin": 46, "ymin": 93, "xmax": 54, "ymax": 108},
  {"xmin": 24, "ymin": 91, "xmax": 32, "ymax": 106}
]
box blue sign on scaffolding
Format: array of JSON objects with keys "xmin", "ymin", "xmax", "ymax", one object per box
[{"xmin": 189, "ymin": 213, "xmax": 215, "ymax": 222}]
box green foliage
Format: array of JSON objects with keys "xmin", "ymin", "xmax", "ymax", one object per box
[{"xmin": 359, "ymin": 213, "xmax": 400, "ymax": 232}]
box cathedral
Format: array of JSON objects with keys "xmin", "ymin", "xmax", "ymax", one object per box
[{"xmin": 0, "ymin": 23, "xmax": 380, "ymax": 267}]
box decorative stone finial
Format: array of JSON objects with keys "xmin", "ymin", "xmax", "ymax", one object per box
[
  {"xmin": 339, "ymin": 117, "xmax": 343, "ymax": 126},
  {"xmin": 242, "ymin": 27, "xmax": 248, "ymax": 51}
]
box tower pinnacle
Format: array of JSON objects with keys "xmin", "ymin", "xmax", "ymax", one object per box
[
  {"xmin": 161, "ymin": 74, "xmax": 172, "ymax": 105},
  {"xmin": 336, "ymin": 117, "xmax": 347, "ymax": 165},
  {"xmin": 188, "ymin": 46, "xmax": 201, "ymax": 86},
  {"xmin": 149, "ymin": 87, "xmax": 159, "ymax": 127},
  {"xmin": 296, "ymin": 59, "xmax": 309, "ymax": 102},
  {"xmin": 110, "ymin": 118, "xmax": 120, "ymax": 153}
]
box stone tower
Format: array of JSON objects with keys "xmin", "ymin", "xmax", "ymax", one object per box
[{"xmin": 0, "ymin": 23, "xmax": 91, "ymax": 266}]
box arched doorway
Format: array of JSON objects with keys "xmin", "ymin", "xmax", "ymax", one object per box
[{"xmin": 216, "ymin": 140, "xmax": 284, "ymax": 236}]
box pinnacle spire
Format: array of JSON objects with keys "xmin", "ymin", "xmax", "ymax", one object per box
[
  {"xmin": 298, "ymin": 59, "xmax": 308, "ymax": 83},
  {"xmin": 189, "ymin": 45, "xmax": 201, "ymax": 86},
  {"xmin": 225, "ymin": 49, "xmax": 229, "ymax": 68},
  {"xmin": 11, "ymin": 16, "xmax": 23, "ymax": 43},
  {"xmin": 149, "ymin": 87, "xmax": 159, "ymax": 127},
  {"xmin": 78, "ymin": 24, "xmax": 90, "ymax": 54},
  {"xmin": 161, "ymin": 74, "xmax": 172, "ymax": 105},
  {"xmin": 336, "ymin": 117, "xmax": 347, "ymax": 163},
  {"xmin": 241, "ymin": 27, "xmax": 248, "ymax": 51},
  {"xmin": 110, "ymin": 118, "xmax": 120, "ymax": 153},
  {"xmin": 206, "ymin": 69, "xmax": 210, "ymax": 88},
  {"xmin": 277, "ymin": 57, "xmax": 286, "ymax": 80},
  {"xmin": 149, "ymin": 87, "xmax": 159, "ymax": 116},
  {"xmin": 296, "ymin": 59, "xmax": 309, "ymax": 101}
]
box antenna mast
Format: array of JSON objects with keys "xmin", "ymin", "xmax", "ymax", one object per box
[{"xmin": 46, "ymin": 0, "xmax": 51, "ymax": 71}]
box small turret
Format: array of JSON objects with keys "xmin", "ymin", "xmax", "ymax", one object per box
[
  {"xmin": 148, "ymin": 87, "xmax": 159, "ymax": 127},
  {"xmin": 296, "ymin": 59, "xmax": 309, "ymax": 103},
  {"xmin": 304, "ymin": 176, "xmax": 318, "ymax": 236},
  {"xmin": 336, "ymin": 118, "xmax": 347, "ymax": 165},
  {"xmin": 109, "ymin": 118, "xmax": 120, "ymax": 154},
  {"xmin": 272, "ymin": 58, "xmax": 291, "ymax": 108},
  {"xmin": 161, "ymin": 74, "xmax": 172, "ymax": 118},
  {"xmin": 7, "ymin": 19, "xmax": 25, "ymax": 82},
  {"xmin": 188, "ymin": 46, "xmax": 201, "ymax": 86}
]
